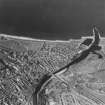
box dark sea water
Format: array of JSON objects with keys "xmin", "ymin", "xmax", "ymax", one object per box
[{"xmin": 0, "ymin": 0, "xmax": 104, "ymax": 40}]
